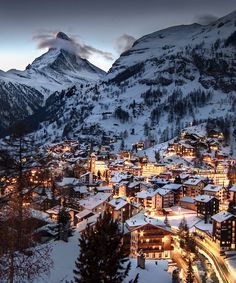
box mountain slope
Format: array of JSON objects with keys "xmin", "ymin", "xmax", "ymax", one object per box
[
  {"xmin": 9, "ymin": 11, "xmax": 236, "ymax": 154},
  {"xmin": 0, "ymin": 32, "xmax": 105, "ymax": 131}
]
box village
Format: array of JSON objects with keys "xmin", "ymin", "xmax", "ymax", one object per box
[{"xmin": 1, "ymin": 127, "xmax": 236, "ymax": 282}]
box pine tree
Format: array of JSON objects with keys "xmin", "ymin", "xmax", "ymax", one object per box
[
  {"xmin": 186, "ymin": 258, "xmax": 194, "ymax": 283},
  {"xmin": 73, "ymin": 211, "xmax": 131, "ymax": 283},
  {"xmin": 164, "ymin": 214, "xmax": 171, "ymax": 227},
  {"xmin": 58, "ymin": 207, "xmax": 71, "ymax": 242},
  {"xmin": 0, "ymin": 122, "xmax": 52, "ymax": 282}
]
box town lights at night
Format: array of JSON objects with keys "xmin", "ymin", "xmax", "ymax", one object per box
[{"xmin": 0, "ymin": 2, "xmax": 236, "ymax": 282}]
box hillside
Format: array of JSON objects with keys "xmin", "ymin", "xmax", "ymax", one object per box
[{"xmin": 4, "ymin": 11, "xmax": 236, "ymax": 154}]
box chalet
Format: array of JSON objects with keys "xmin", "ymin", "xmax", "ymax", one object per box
[
  {"xmin": 77, "ymin": 213, "xmax": 100, "ymax": 233},
  {"xmin": 125, "ymin": 213, "xmax": 173, "ymax": 259},
  {"xmin": 78, "ymin": 192, "xmax": 112, "ymax": 214},
  {"xmin": 183, "ymin": 178, "xmax": 205, "ymax": 198},
  {"xmin": 126, "ymin": 181, "xmax": 141, "ymax": 197},
  {"xmin": 136, "ymin": 189, "xmax": 157, "ymax": 211},
  {"xmin": 56, "ymin": 177, "xmax": 81, "ymax": 196},
  {"xmin": 179, "ymin": 196, "xmax": 196, "ymax": 211},
  {"xmin": 95, "ymin": 185, "xmax": 113, "ymax": 193},
  {"xmin": 155, "ymin": 188, "xmax": 175, "ymax": 210},
  {"xmin": 203, "ymin": 184, "xmax": 225, "ymax": 203},
  {"xmin": 75, "ymin": 209, "xmax": 95, "ymax": 223},
  {"xmin": 71, "ymin": 185, "xmax": 89, "ymax": 199},
  {"xmin": 162, "ymin": 183, "xmax": 183, "ymax": 204},
  {"xmin": 195, "ymin": 195, "xmax": 219, "ymax": 223},
  {"xmin": 107, "ymin": 197, "xmax": 134, "ymax": 222},
  {"xmin": 212, "ymin": 211, "xmax": 236, "ymax": 251},
  {"xmin": 166, "ymin": 142, "xmax": 195, "ymax": 158},
  {"xmin": 208, "ymin": 130, "xmax": 224, "ymax": 140}
]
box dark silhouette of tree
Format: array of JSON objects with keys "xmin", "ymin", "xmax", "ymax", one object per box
[
  {"xmin": 186, "ymin": 258, "xmax": 194, "ymax": 283},
  {"xmin": 0, "ymin": 122, "xmax": 52, "ymax": 282},
  {"xmin": 73, "ymin": 211, "xmax": 131, "ymax": 283}
]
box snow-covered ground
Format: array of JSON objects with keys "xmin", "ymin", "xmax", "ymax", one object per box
[
  {"xmin": 37, "ymin": 231, "xmax": 80, "ymax": 283},
  {"xmin": 153, "ymin": 207, "xmax": 200, "ymax": 230},
  {"xmin": 124, "ymin": 259, "xmax": 172, "ymax": 283},
  {"xmin": 37, "ymin": 228, "xmax": 172, "ymax": 283}
]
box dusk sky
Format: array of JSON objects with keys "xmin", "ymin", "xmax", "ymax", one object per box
[{"xmin": 0, "ymin": 0, "xmax": 235, "ymax": 72}]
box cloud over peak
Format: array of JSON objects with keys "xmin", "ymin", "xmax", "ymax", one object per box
[
  {"xmin": 114, "ymin": 34, "xmax": 136, "ymax": 54},
  {"xmin": 33, "ymin": 31, "xmax": 114, "ymax": 61}
]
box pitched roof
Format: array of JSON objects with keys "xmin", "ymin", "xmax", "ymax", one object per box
[
  {"xmin": 203, "ymin": 184, "xmax": 222, "ymax": 193},
  {"xmin": 108, "ymin": 198, "xmax": 128, "ymax": 210},
  {"xmin": 79, "ymin": 193, "xmax": 112, "ymax": 210},
  {"xmin": 212, "ymin": 211, "xmax": 235, "ymax": 223},
  {"xmin": 195, "ymin": 195, "xmax": 215, "ymax": 203}
]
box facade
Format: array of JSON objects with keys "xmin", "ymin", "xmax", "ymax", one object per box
[
  {"xmin": 142, "ymin": 163, "xmax": 166, "ymax": 177},
  {"xmin": 128, "ymin": 223, "xmax": 173, "ymax": 259},
  {"xmin": 183, "ymin": 178, "xmax": 205, "ymax": 198},
  {"xmin": 162, "ymin": 183, "xmax": 183, "ymax": 204},
  {"xmin": 179, "ymin": 196, "xmax": 196, "ymax": 211},
  {"xmin": 203, "ymin": 184, "xmax": 225, "ymax": 203},
  {"xmin": 212, "ymin": 211, "xmax": 236, "ymax": 251},
  {"xmin": 166, "ymin": 142, "xmax": 195, "ymax": 157},
  {"xmin": 195, "ymin": 195, "xmax": 219, "ymax": 223},
  {"xmin": 107, "ymin": 198, "xmax": 133, "ymax": 223},
  {"xmin": 155, "ymin": 188, "xmax": 175, "ymax": 210}
]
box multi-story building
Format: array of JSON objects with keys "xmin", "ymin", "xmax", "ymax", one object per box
[
  {"xmin": 162, "ymin": 183, "xmax": 183, "ymax": 204},
  {"xmin": 195, "ymin": 195, "xmax": 219, "ymax": 223},
  {"xmin": 155, "ymin": 188, "xmax": 175, "ymax": 210},
  {"xmin": 125, "ymin": 213, "xmax": 173, "ymax": 259},
  {"xmin": 203, "ymin": 184, "xmax": 225, "ymax": 203},
  {"xmin": 141, "ymin": 163, "xmax": 166, "ymax": 177},
  {"xmin": 183, "ymin": 178, "xmax": 205, "ymax": 198},
  {"xmin": 212, "ymin": 211, "xmax": 236, "ymax": 251}
]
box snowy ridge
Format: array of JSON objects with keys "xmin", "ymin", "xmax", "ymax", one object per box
[
  {"xmin": 0, "ymin": 32, "xmax": 105, "ymax": 131},
  {"xmin": 2, "ymin": 12, "xmax": 236, "ymax": 155}
]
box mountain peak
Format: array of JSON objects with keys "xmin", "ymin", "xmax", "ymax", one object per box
[{"xmin": 56, "ymin": 32, "xmax": 71, "ymax": 41}]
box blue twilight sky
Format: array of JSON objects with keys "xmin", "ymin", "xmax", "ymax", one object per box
[{"xmin": 0, "ymin": 0, "xmax": 235, "ymax": 72}]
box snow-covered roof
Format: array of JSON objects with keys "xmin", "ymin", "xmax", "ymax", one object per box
[
  {"xmin": 180, "ymin": 196, "xmax": 195, "ymax": 203},
  {"xmin": 79, "ymin": 193, "xmax": 112, "ymax": 210},
  {"xmin": 125, "ymin": 212, "xmax": 165, "ymax": 229},
  {"xmin": 157, "ymin": 188, "xmax": 173, "ymax": 197},
  {"xmin": 184, "ymin": 178, "xmax": 203, "ymax": 186},
  {"xmin": 77, "ymin": 213, "xmax": 99, "ymax": 232},
  {"xmin": 96, "ymin": 186, "xmax": 113, "ymax": 192},
  {"xmin": 194, "ymin": 220, "xmax": 213, "ymax": 235},
  {"xmin": 212, "ymin": 211, "xmax": 235, "ymax": 223},
  {"xmin": 162, "ymin": 183, "xmax": 182, "ymax": 191},
  {"xmin": 30, "ymin": 208, "xmax": 54, "ymax": 223},
  {"xmin": 73, "ymin": 186, "xmax": 88, "ymax": 193},
  {"xmin": 136, "ymin": 189, "xmax": 157, "ymax": 199},
  {"xmin": 203, "ymin": 184, "xmax": 222, "ymax": 193},
  {"xmin": 108, "ymin": 198, "xmax": 128, "ymax": 210},
  {"xmin": 179, "ymin": 142, "xmax": 194, "ymax": 149},
  {"xmin": 75, "ymin": 209, "xmax": 94, "ymax": 219},
  {"xmin": 56, "ymin": 177, "xmax": 80, "ymax": 187},
  {"xmin": 128, "ymin": 181, "xmax": 140, "ymax": 188},
  {"xmin": 194, "ymin": 195, "xmax": 215, "ymax": 203}
]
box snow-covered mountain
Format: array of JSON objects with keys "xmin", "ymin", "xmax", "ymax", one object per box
[
  {"xmin": 3, "ymin": 11, "xmax": 236, "ymax": 154},
  {"xmin": 0, "ymin": 32, "xmax": 105, "ymax": 132}
]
